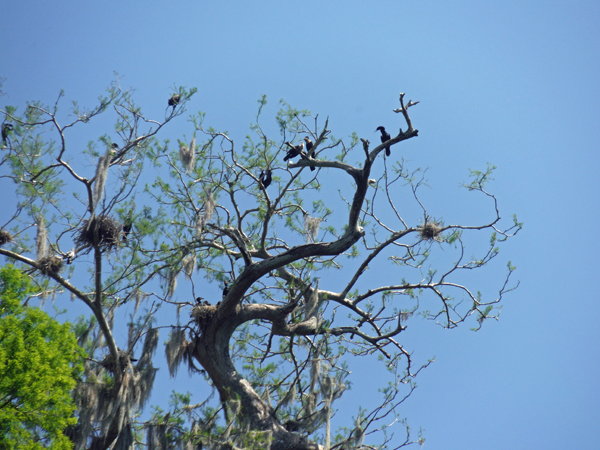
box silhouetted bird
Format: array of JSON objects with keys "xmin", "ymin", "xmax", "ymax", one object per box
[
  {"xmin": 375, "ymin": 126, "xmax": 392, "ymax": 156},
  {"xmin": 283, "ymin": 142, "xmax": 305, "ymax": 161},
  {"xmin": 303, "ymin": 136, "xmax": 314, "ymax": 154},
  {"xmin": 2, "ymin": 124, "xmax": 13, "ymax": 144},
  {"xmin": 122, "ymin": 212, "xmax": 134, "ymax": 241},
  {"xmin": 222, "ymin": 281, "xmax": 229, "ymax": 298},
  {"xmin": 168, "ymin": 94, "xmax": 181, "ymax": 111},
  {"xmin": 111, "ymin": 143, "xmax": 119, "ymax": 149},
  {"xmin": 303, "ymin": 137, "xmax": 316, "ymax": 171},
  {"xmin": 195, "ymin": 297, "xmax": 210, "ymax": 306},
  {"xmin": 259, "ymin": 169, "xmax": 272, "ymax": 189}
]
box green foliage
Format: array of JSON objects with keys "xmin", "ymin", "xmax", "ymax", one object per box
[
  {"xmin": 0, "ymin": 84, "xmax": 521, "ymax": 449},
  {"xmin": 0, "ymin": 265, "xmax": 84, "ymax": 450}
]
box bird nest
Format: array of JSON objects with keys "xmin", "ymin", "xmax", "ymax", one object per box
[
  {"xmin": 0, "ymin": 229, "xmax": 12, "ymax": 246},
  {"xmin": 418, "ymin": 222, "xmax": 443, "ymax": 241},
  {"xmin": 76, "ymin": 215, "xmax": 122, "ymax": 250},
  {"xmin": 191, "ymin": 304, "xmax": 217, "ymax": 331},
  {"xmin": 38, "ymin": 255, "xmax": 63, "ymax": 276},
  {"xmin": 100, "ymin": 349, "xmax": 137, "ymax": 374}
]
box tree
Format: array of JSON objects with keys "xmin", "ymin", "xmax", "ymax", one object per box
[
  {"xmin": 0, "ymin": 83, "xmax": 521, "ymax": 450},
  {"xmin": 0, "ymin": 264, "xmax": 83, "ymax": 449}
]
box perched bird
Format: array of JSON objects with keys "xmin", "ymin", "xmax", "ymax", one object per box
[
  {"xmin": 222, "ymin": 281, "xmax": 229, "ymax": 298},
  {"xmin": 303, "ymin": 136, "xmax": 314, "ymax": 154},
  {"xmin": 283, "ymin": 141, "xmax": 305, "ymax": 161},
  {"xmin": 259, "ymin": 169, "xmax": 272, "ymax": 189},
  {"xmin": 168, "ymin": 94, "xmax": 181, "ymax": 111},
  {"xmin": 122, "ymin": 212, "xmax": 134, "ymax": 241},
  {"xmin": 195, "ymin": 297, "xmax": 210, "ymax": 306},
  {"xmin": 375, "ymin": 126, "xmax": 392, "ymax": 156},
  {"xmin": 303, "ymin": 137, "xmax": 316, "ymax": 171},
  {"xmin": 2, "ymin": 123, "xmax": 14, "ymax": 144},
  {"xmin": 65, "ymin": 248, "xmax": 76, "ymax": 265},
  {"xmin": 108, "ymin": 143, "xmax": 119, "ymax": 157}
]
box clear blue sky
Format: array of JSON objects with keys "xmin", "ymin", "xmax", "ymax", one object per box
[{"xmin": 2, "ymin": 1, "xmax": 599, "ymax": 449}]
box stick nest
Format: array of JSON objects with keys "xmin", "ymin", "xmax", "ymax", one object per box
[
  {"xmin": 0, "ymin": 229, "xmax": 13, "ymax": 246},
  {"xmin": 76, "ymin": 215, "xmax": 122, "ymax": 250},
  {"xmin": 100, "ymin": 349, "xmax": 137, "ymax": 374},
  {"xmin": 419, "ymin": 222, "xmax": 443, "ymax": 241},
  {"xmin": 191, "ymin": 304, "xmax": 217, "ymax": 332},
  {"xmin": 38, "ymin": 255, "xmax": 63, "ymax": 276}
]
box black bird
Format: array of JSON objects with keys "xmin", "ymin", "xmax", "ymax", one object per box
[
  {"xmin": 283, "ymin": 142, "xmax": 305, "ymax": 161},
  {"xmin": 122, "ymin": 212, "xmax": 134, "ymax": 241},
  {"xmin": 259, "ymin": 169, "xmax": 272, "ymax": 189},
  {"xmin": 222, "ymin": 281, "xmax": 229, "ymax": 298},
  {"xmin": 168, "ymin": 94, "xmax": 181, "ymax": 111},
  {"xmin": 195, "ymin": 297, "xmax": 210, "ymax": 306},
  {"xmin": 375, "ymin": 126, "xmax": 392, "ymax": 156},
  {"xmin": 303, "ymin": 137, "xmax": 316, "ymax": 171},
  {"xmin": 303, "ymin": 136, "xmax": 314, "ymax": 154},
  {"xmin": 111, "ymin": 143, "xmax": 119, "ymax": 149},
  {"xmin": 2, "ymin": 123, "xmax": 13, "ymax": 144}
]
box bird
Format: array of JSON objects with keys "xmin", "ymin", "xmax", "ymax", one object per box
[
  {"xmin": 283, "ymin": 142, "xmax": 305, "ymax": 161},
  {"xmin": 375, "ymin": 126, "xmax": 392, "ymax": 156},
  {"xmin": 65, "ymin": 248, "xmax": 76, "ymax": 264},
  {"xmin": 259, "ymin": 169, "xmax": 272, "ymax": 189},
  {"xmin": 122, "ymin": 212, "xmax": 134, "ymax": 241},
  {"xmin": 195, "ymin": 297, "xmax": 210, "ymax": 306},
  {"xmin": 222, "ymin": 281, "xmax": 230, "ymax": 298},
  {"xmin": 109, "ymin": 143, "xmax": 119, "ymax": 157},
  {"xmin": 168, "ymin": 94, "xmax": 181, "ymax": 111},
  {"xmin": 303, "ymin": 136, "xmax": 314, "ymax": 154},
  {"xmin": 303, "ymin": 137, "xmax": 316, "ymax": 171},
  {"xmin": 2, "ymin": 123, "xmax": 14, "ymax": 144}
]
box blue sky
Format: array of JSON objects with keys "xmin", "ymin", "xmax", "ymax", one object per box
[{"xmin": 2, "ymin": 1, "xmax": 600, "ymax": 449}]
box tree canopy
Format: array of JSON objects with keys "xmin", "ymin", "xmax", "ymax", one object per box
[
  {"xmin": 0, "ymin": 83, "xmax": 521, "ymax": 450},
  {"xmin": 0, "ymin": 264, "xmax": 83, "ymax": 450}
]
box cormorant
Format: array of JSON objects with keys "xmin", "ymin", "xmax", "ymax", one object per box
[
  {"xmin": 195, "ymin": 297, "xmax": 210, "ymax": 306},
  {"xmin": 222, "ymin": 281, "xmax": 229, "ymax": 298},
  {"xmin": 375, "ymin": 126, "xmax": 392, "ymax": 156},
  {"xmin": 2, "ymin": 124, "xmax": 13, "ymax": 144},
  {"xmin": 303, "ymin": 137, "xmax": 316, "ymax": 171},
  {"xmin": 259, "ymin": 169, "xmax": 272, "ymax": 189},
  {"xmin": 283, "ymin": 142, "xmax": 305, "ymax": 161},
  {"xmin": 65, "ymin": 248, "xmax": 76, "ymax": 264},
  {"xmin": 109, "ymin": 143, "xmax": 119, "ymax": 157},
  {"xmin": 122, "ymin": 212, "xmax": 134, "ymax": 241},
  {"xmin": 303, "ymin": 136, "xmax": 314, "ymax": 154},
  {"xmin": 168, "ymin": 94, "xmax": 181, "ymax": 111}
]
